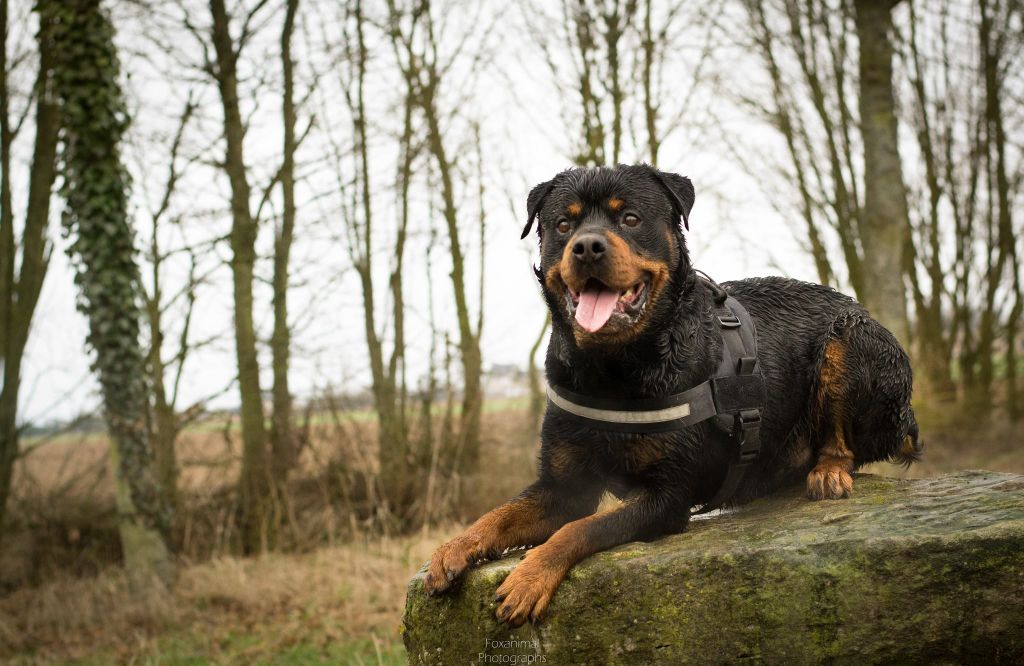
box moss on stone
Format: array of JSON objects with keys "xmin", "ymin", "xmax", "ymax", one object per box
[{"xmin": 403, "ymin": 472, "xmax": 1024, "ymax": 665}]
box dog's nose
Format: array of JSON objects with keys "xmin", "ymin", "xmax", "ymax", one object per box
[{"xmin": 572, "ymin": 233, "xmax": 606, "ymax": 263}]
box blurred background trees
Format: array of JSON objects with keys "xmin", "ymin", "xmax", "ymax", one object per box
[
  {"xmin": 733, "ymin": 0, "xmax": 1022, "ymax": 410},
  {"xmin": 0, "ymin": 0, "xmax": 1020, "ymax": 587}
]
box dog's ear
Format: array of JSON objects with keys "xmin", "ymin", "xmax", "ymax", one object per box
[
  {"xmin": 522, "ymin": 179, "xmax": 556, "ymax": 239},
  {"xmin": 651, "ymin": 170, "xmax": 695, "ymax": 231}
]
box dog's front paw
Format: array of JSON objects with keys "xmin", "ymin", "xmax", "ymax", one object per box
[
  {"xmin": 494, "ymin": 549, "xmax": 566, "ymax": 627},
  {"xmin": 806, "ymin": 464, "xmax": 853, "ymax": 500},
  {"xmin": 424, "ymin": 536, "xmax": 482, "ymax": 595}
]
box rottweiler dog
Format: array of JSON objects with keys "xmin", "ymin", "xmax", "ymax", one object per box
[{"xmin": 423, "ymin": 164, "xmax": 921, "ymax": 628}]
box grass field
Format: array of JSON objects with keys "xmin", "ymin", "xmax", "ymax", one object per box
[
  {"xmin": 0, "ymin": 529, "xmax": 453, "ymax": 664},
  {"xmin": 1, "ymin": 400, "xmax": 1021, "ymax": 664}
]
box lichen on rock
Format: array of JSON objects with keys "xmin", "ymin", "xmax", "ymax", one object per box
[{"xmin": 404, "ymin": 471, "xmax": 1024, "ymax": 665}]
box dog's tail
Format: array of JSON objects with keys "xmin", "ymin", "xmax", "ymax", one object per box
[{"xmin": 890, "ymin": 409, "xmax": 923, "ymax": 468}]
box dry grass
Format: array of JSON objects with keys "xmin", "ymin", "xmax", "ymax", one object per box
[
  {"xmin": 0, "ymin": 403, "xmax": 540, "ymax": 662},
  {"xmin": 0, "ymin": 528, "xmax": 457, "ymax": 664},
  {"xmin": 2, "ymin": 407, "xmax": 539, "ymax": 589}
]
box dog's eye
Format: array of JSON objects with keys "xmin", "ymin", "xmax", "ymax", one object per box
[
  {"xmin": 622, "ymin": 213, "xmax": 640, "ymax": 227},
  {"xmin": 556, "ymin": 219, "xmax": 571, "ymax": 234}
]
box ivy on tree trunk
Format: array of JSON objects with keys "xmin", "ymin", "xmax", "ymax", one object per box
[{"xmin": 47, "ymin": 0, "xmax": 173, "ymax": 584}]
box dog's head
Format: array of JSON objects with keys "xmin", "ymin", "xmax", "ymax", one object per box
[{"xmin": 523, "ymin": 164, "xmax": 695, "ymax": 348}]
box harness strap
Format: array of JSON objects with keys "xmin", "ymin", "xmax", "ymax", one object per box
[{"xmin": 693, "ymin": 295, "xmax": 763, "ymax": 515}]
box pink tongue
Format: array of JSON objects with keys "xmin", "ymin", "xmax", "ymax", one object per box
[{"xmin": 575, "ymin": 283, "xmax": 620, "ymax": 332}]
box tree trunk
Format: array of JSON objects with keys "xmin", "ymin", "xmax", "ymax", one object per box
[
  {"xmin": 419, "ymin": 51, "xmax": 483, "ymax": 469},
  {"xmin": 641, "ymin": 0, "xmax": 658, "ymax": 164},
  {"xmin": 974, "ymin": 0, "xmax": 1014, "ymax": 414},
  {"xmin": 110, "ymin": 442, "xmax": 175, "ymax": 588},
  {"xmin": 0, "ymin": 1, "xmax": 59, "ymax": 535},
  {"xmin": 141, "ymin": 97, "xmax": 196, "ymax": 517},
  {"xmin": 148, "ymin": 318, "xmax": 180, "ymax": 511},
  {"xmin": 270, "ymin": 0, "xmax": 299, "ymax": 489},
  {"xmin": 527, "ymin": 316, "xmax": 550, "ymax": 438},
  {"xmin": 603, "ymin": 2, "xmax": 627, "ymax": 165},
  {"xmin": 209, "ymin": 0, "xmax": 272, "ymax": 552},
  {"xmin": 853, "ymin": 0, "xmax": 910, "ymax": 345},
  {"xmin": 49, "ymin": 0, "xmax": 173, "ymax": 585},
  {"xmin": 1008, "ymin": 280, "xmax": 1022, "ymax": 421}
]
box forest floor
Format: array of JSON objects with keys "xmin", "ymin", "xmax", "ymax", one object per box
[{"xmin": 1, "ymin": 401, "xmax": 1021, "ymax": 664}]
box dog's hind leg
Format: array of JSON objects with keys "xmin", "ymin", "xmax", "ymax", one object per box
[
  {"xmin": 806, "ymin": 336, "xmax": 855, "ymax": 500},
  {"xmin": 807, "ymin": 314, "xmax": 920, "ymax": 500}
]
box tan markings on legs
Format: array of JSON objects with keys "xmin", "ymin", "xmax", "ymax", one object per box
[
  {"xmin": 807, "ymin": 340, "xmax": 855, "ymax": 500},
  {"xmin": 424, "ymin": 497, "xmax": 552, "ymax": 595},
  {"xmin": 494, "ymin": 508, "xmax": 612, "ymax": 626}
]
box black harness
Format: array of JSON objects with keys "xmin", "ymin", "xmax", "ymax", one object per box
[{"xmin": 546, "ymin": 279, "xmax": 766, "ymax": 514}]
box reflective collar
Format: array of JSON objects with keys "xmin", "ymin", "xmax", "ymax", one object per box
[{"xmin": 545, "ymin": 381, "xmax": 718, "ymax": 434}]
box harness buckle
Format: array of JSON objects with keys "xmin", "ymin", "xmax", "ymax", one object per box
[
  {"xmin": 737, "ymin": 356, "xmax": 757, "ymax": 374},
  {"xmin": 717, "ymin": 312, "xmax": 741, "ymax": 328},
  {"xmin": 734, "ymin": 408, "xmax": 762, "ymax": 465}
]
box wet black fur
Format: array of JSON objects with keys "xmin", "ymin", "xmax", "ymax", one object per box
[{"xmin": 518, "ymin": 164, "xmax": 921, "ymax": 547}]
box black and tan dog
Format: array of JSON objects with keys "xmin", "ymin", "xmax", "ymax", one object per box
[{"xmin": 424, "ymin": 164, "xmax": 921, "ymax": 627}]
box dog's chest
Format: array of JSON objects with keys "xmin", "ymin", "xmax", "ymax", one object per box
[{"xmin": 587, "ymin": 429, "xmax": 678, "ymax": 479}]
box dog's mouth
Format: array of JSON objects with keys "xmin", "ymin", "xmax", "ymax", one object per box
[{"xmin": 565, "ymin": 276, "xmax": 650, "ymax": 333}]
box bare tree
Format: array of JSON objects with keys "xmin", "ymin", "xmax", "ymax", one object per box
[
  {"xmin": 48, "ymin": 0, "xmax": 174, "ymax": 586},
  {"xmin": 738, "ymin": 0, "xmax": 866, "ymax": 294},
  {"xmin": 972, "ymin": 0, "xmax": 1018, "ymax": 411},
  {"xmin": 134, "ymin": 96, "xmax": 201, "ymax": 511},
  {"xmin": 371, "ymin": 0, "xmax": 492, "ymax": 470},
  {"xmin": 896, "ymin": 0, "xmax": 1022, "ymax": 411},
  {"xmin": 854, "ymin": 0, "xmax": 911, "ymax": 344},
  {"xmin": 0, "ymin": 0, "xmax": 59, "ymax": 534},
  {"xmin": 329, "ymin": 0, "xmax": 417, "ymax": 515},
  {"xmin": 735, "ymin": 0, "xmax": 910, "ymax": 339},
  {"xmin": 523, "ymin": 0, "xmax": 637, "ymax": 165},
  {"xmin": 523, "ymin": 0, "xmax": 716, "ymax": 167},
  {"xmin": 207, "ymin": 0, "xmax": 274, "ymax": 552},
  {"xmin": 735, "ymin": 0, "xmax": 1022, "ymax": 412},
  {"xmin": 415, "ymin": 1, "xmax": 487, "ymax": 468},
  {"xmin": 269, "ymin": 0, "xmax": 301, "ymax": 490}
]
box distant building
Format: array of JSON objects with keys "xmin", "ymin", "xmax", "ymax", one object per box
[{"xmin": 482, "ymin": 363, "xmax": 530, "ymax": 399}]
